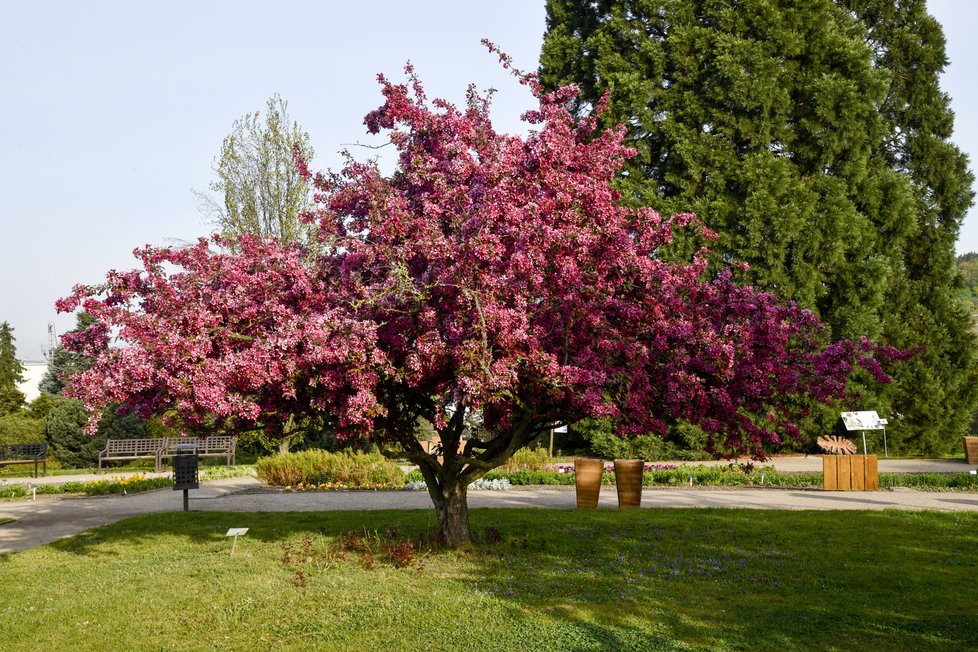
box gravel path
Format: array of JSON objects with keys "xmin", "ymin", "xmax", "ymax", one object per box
[{"xmin": 2, "ymin": 473, "xmax": 977, "ymax": 554}]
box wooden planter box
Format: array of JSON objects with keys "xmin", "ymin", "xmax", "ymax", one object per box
[
  {"xmin": 964, "ymin": 437, "xmax": 978, "ymax": 465},
  {"xmin": 823, "ymin": 455, "xmax": 878, "ymax": 491}
]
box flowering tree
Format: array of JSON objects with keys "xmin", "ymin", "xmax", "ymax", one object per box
[{"xmin": 59, "ymin": 48, "xmax": 896, "ymax": 545}]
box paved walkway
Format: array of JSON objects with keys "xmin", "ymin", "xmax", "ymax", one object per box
[{"xmin": 2, "ymin": 462, "xmax": 977, "ymax": 554}]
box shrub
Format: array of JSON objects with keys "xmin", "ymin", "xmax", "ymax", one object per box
[
  {"xmin": 0, "ymin": 412, "xmax": 44, "ymax": 445},
  {"xmin": 257, "ymin": 449, "xmax": 404, "ymax": 489},
  {"xmin": 45, "ymin": 398, "xmax": 98, "ymax": 468},
  {"xmin": 571, "ymin": 416, "xmax": 712, "ymax": 461},
  {"xmin": 403, "ymin": 468, "xmax": 424, "ymax": 483},
  {"xmin": 46, "ymin": 397, "xmax": 148, "ymax": 469},
  {"xmin": 573, "ymin": 417, "xmax": 633, "ymax": 459},
  {"xmin": 502, "ymin": 447, "xmax": 554, "ymax": 472}
]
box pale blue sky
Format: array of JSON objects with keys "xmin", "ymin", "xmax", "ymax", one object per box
[{"xmin": 1, "ymin": 1, "xmax": 975, "ymax": 361}]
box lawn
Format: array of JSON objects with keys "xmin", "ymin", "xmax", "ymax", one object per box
[{"xmin": 2, "ymin": 509, "xmax": 976, "ymax": 651}]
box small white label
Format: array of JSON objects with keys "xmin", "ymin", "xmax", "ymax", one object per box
[{"xmin": 226, "ymin": 528, "xmax": 249, "ymax": 537}]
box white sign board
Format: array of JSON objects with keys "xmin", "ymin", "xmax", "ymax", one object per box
[
  {"xmin": 226, "ymin": 528, "xmax": 249, "ymax": 556},
  {"xmin": 840, "ymin": 411, "xmax": 886, "ymax": 431}
]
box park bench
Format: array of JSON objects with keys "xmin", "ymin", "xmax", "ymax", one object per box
[
  {"xmin": 98, "ymin": 438, "xmax": 166, "ymax": 473},
  {"xmin": 0, "ymin": 442, "xmax": 48, "ymax": 478},
  {"xmin": 159, "ymin": 436, "xmax": 237, "ymax": 466}
]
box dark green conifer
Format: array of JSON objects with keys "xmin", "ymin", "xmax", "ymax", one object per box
[
  {"xmin": 541, "ymin": 0, "xmax": 976, "ymax": 453},
  {"xmin": 39, "ymin": 313, "xmax": 96, "ymax": 396},
  {"xmin": 0, "ymin": 321, "xmax": 26, "ymax": 415}
]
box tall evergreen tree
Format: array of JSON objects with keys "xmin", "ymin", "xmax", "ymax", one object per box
[
  {"xmin": 842, "ymin": 0, "xmax": 978, "ymax": 454},
  {"xmin": 0, "ymin": 321, "xmax": 25, "ymax": 387},
  {"xmin": 540, "ymin": 0, "xmax": 976, "ymax": 453},
  {"xmin": 0, "ymin": 321, "xmax": 26, "ymax": 415}
]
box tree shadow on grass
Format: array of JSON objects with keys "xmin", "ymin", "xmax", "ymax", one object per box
[
  {"xmin": 460, "ymin": 508, "xmax": 978, "ymax": 650},
  {"xmin": 38, "ymin": 508, "xmax": 441, "ymax": 558},
  {"xmin": 11, "ymin": 507, "xmax": 978, "ymax": 650}
]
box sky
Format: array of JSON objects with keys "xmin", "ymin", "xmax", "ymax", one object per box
[{"xmin": 1, "ymin": 0, "xmax": 976, "ymax": 362}]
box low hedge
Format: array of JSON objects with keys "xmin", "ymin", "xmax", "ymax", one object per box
[
  {"xmin": 257, "ymin": 449, "xmax": 405, "ymax": 489},
  {"xmin": 406, "ymin": 465, "xmax": 978, "ymax": 490}
]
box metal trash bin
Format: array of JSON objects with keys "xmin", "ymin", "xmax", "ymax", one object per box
[{"xmin": 171, "ymin": 443, "xmax": 199, "ymax": 511}]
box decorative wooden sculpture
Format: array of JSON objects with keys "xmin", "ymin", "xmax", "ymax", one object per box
[{"xmin": 817, "ymin": 435, "xmax": 857, "ymax": 456}]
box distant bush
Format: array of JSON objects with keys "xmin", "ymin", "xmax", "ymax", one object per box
[
  {"xmin": 46, "ymin": 397, "xmax": 148, "ymax": 468},
  {"xmin": 0, "ymin": 412, "xmax": 44, "ymax": 445},
  {"xmin": 571, "ymin": 417, "xmax": 711, "ymax": 461},
  {"xmin": 502, "ymin": 447, "xmax": 554, "ymax": 472},
  {"xmin": 257, "ymin": 449, "xmax": 404, "ymax": 489},
  {"xmin": 403, "ymin": 469, "xmax": 424, "ymax": 483},
  {"xmin": 44, "ymin": 398, "xmax": 96, "ymax": 468}
]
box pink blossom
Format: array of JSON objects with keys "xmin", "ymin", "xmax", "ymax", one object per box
[{"xmin": 59, "ymin": 48, "xmax": 903, "ymax": 466}]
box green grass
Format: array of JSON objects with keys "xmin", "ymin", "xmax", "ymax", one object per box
[{"xmin": 1, "ymin": 509, "xmax": 976, "ymax": 651}]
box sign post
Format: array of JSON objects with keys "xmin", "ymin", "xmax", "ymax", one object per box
[
  {"xmin": 226, "ymin": 528, "xmax": 249, "ymax": 556},
  {"xmin": 840, "ymin": 411, "xmax": 888, "ymax": 456},
  {"xmin": 551, "ymin": 424, "xmax": 568, "ymax": 457}
]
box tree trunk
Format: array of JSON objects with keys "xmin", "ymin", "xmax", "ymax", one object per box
[
  {"xmin": 428, "ymin": 479, "xmax": 470, "ymax": 547},
  {"xmin": 278, "ymin": 439, "xmax": 291, "ymax": 455}
]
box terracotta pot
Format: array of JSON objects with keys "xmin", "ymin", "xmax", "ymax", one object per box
[
  {"xmin": 614, "ymin": 459, "xmax": 645, "ymax": 508},
  {"xmin": 964, "ymin": 437, "xmax": 978, "ymax": 465},
  {"xmin": 574, "ymin": 458, "xmax": 604, "ymax": 508}
]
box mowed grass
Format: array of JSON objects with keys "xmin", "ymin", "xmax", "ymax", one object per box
[{"xmin": 2, "ymin": 509, "xmax": 977, "ymax": 651}]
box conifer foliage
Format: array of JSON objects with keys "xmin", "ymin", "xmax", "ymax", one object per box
[
  {"xmin": 39, "ymin": 313, "xmax": 96, "ymax": 396},
  {"xmin": 540, "ymin": 0, "xmax": 976, "ymax": 453},
  {"xmin": 0, "ymin": 321, "xmax": 26, "ymax": 415}
]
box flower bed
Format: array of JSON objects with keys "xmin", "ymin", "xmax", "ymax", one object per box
[
  {"xmin": 286, "ymin": 481, "xmax": 399, "ymax": 492},
  {"xmin": 0, "ymin": 474, "xmax": 173, "ymax": 499}
]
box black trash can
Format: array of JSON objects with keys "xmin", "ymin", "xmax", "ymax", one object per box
[{"xmin": 171, "ymin": 444, "xmax": 199, "ymax": 511}]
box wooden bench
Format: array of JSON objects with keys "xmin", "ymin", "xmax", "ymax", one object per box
[
  {"xmin": 0, "ymin": 442, "xmax": 48, "ymax": 478},
  {"xmin": 159, "ymin": 436, "xmax": 237, "ymax": 466},
  {"xmin": 98, "ymin": 438, "xmax": 166, "ymax": 473}
]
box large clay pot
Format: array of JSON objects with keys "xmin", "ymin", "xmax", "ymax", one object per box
[
  {"xmin": 574, "ymin": 458, "xmax": 604, "ymax": 508},
  {"xmin": 614, "ymin": 459, "xmax": 645, "ymax": 508},
  {"xmin": 964, "ymin": 437, "xmax": 978, "ymax": 465}
]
